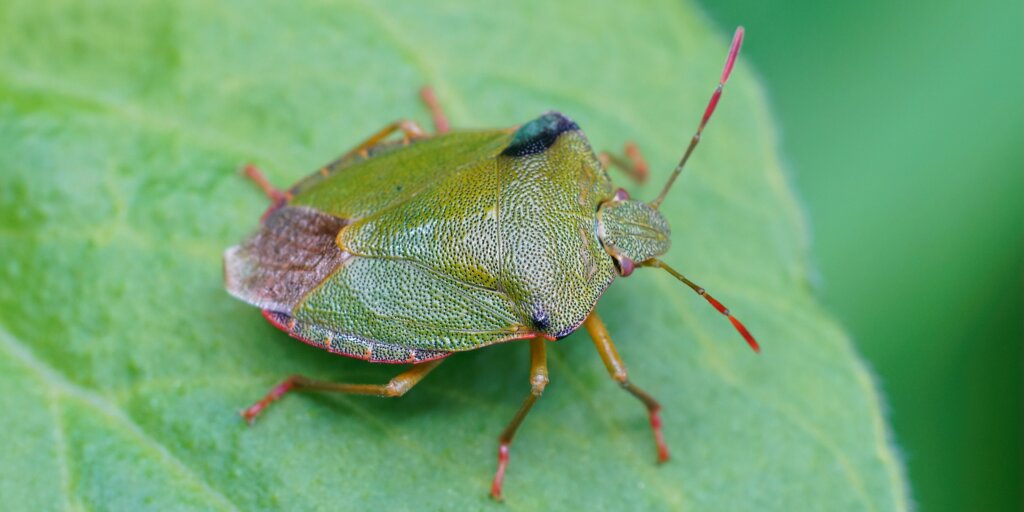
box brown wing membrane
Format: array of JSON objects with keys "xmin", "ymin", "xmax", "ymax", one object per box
[{"xmin": 224, "ymin": 206, "xmax": 350, "ymax": 312}]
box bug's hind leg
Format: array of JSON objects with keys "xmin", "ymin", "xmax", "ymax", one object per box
[
  {"xmin": 241, "ymin": 164, "xmax": 291, "ymax": 222},
  {"xmin": 241, "ymin": 359, "xmax": 444, "ymax": 424},
  {"xmin": 490, "ymin": 338, "xmax": 549, "ymax": 501},
  {"xmin": 599, "ymin": 142, "xmax": 649, "ymax": 183},
  {"xmin": 583, "ymin": 312, "xmax": 669, "ymax": 463},
  {"xmin": 242, "ymin": 164, "xmax": 287, "ymax": 202}
]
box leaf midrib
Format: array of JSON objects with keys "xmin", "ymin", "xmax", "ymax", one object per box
[{"xmin": 0, "ymin": 324, "xmax": 242, "ymax": 512}]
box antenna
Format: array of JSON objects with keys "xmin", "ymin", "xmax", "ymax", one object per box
[
  {"xmin": 651, "ymin": 26, "xmax": 744, "ymax": 209},
  {"xmin": 645, "ymin": 259, "xmax": 760, "ymax": 352}
]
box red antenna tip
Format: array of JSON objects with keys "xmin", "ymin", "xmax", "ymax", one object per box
[
  {"xmin": 650, "ymin": 25, "xmax": 746, "ymax": 208},
  {"xmin": 722, "ymin": 26, "xmax": 744, "ymax": 84},
  {"xmin": 728, "ymin": 315, "xmax": 760, "ymax": 353},
  {"xmin": 705, "ymin": 291, "xmax": 760, "ymax": 353}
]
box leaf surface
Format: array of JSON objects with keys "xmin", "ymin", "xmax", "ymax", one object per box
[{"xmin": 0, "ymin": 0, "xmax": 908, "ymax": 510}]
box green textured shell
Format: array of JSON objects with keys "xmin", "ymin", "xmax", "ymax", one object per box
[{"xmin": 224, "ymin": 113, "xmax": 619, "ymax": 363}]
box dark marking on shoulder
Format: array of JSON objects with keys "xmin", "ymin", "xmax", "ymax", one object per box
[{"xmin": 501, "ymin": 111, "xmax": 579, "ymax": 157}]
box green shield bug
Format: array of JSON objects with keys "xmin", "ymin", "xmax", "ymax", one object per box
[{"xmin": 225, "ymin": 27, "xmax": 757, "ymax": 499}]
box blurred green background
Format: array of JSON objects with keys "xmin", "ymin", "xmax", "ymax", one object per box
[{"xmin": 703, "ymin": 0, "xmax": 1023, "ymax": 510}]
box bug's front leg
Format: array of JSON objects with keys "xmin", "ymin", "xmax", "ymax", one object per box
[
  {"xmin": 241, "ymin": 359, "xmax": 444, "ymax": 423},
  {"xmin": 490, "ymin": 337, "xmax": 549, "ymax": 501},
  {"xmin": 599, "ymin": 142, "xmax": 649, "ymax": 183},
  {"xmin": 583, "ymin": 312, "xmax": 669, "ymax": 463}
]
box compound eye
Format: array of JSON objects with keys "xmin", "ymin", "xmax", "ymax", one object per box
[
  {"xmin": 611, "ymin": 253, "xmax": 636, "ymax": 277},
  {"xmin": 613, "ymin": 188, "xmax": 630, "ymax": 202}
]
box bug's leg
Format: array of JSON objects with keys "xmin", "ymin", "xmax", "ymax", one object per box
[
  {"xmin": 286, "ymin": 119, "xmax": 428, "ymax": 196},
  {"xmin": 241, "ymin": 359, "xmax": 444, "ymax": 424},
  {"xmin": 242, "ymin": 164, "xmax": 287, "ymax": 202},
  {"xmin": 242, "ymin": 164, "xmax": 291, "ymax": 222},
  {"xmin": 599, "ymin": 142, "xmax": 649, "ymax": 183},
  {"xmin": 490, "ymin": 338, "xmax": 549, "ymax": 501},
  {"xmin": 349, "ymin": 119, "xmax": 428, "ymax": 158},
  {"xmin": 419, "ymin": 86, "xmax": 450, "ymax": 134},
  {"xmin": 583, "ymin": 312, "xmax": 669, "ymax": 463}
]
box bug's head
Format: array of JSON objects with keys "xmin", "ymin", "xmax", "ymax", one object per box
[{"xmin": 596, "ymin": 188, "xmax": 670, "ymax": 277}]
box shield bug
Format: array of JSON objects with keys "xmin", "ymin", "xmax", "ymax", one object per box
[{"xmin": 225, "ymin": 27, "xmax": 757, "ymax": 499}]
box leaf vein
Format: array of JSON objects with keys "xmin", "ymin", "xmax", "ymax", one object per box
[{"xmin": 0, "ymin": 325, "xmax": 242, "ymax": 512}]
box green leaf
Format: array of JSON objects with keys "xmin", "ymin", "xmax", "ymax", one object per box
[{"xmin": 0, "ymin": 0, "xmax": 909, "ymax": 510}]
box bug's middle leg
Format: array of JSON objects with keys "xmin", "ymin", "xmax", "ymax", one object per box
[
  {"xmin": 490, "ymin": 337, "xmax": 549, "ymax": 501},
  {"xmin": 347, "ymin": 119, "xmax": 428, "ymax": 158},
  {"xmin": 241, "ymin": 359, "xmax": 444, "ymax": 424},
  {"xmin": 419, "ymin": 86, "xmax": 450, "ymax": 134},
  {"xmin": 282, "ymin": 118, "xmax": 429, "ymax": 197},
  {"xmin": 583, "ymin": 312, "xmax": 669, "ymax": 463}
]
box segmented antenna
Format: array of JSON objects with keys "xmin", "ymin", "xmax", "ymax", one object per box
[
  {"xmin": 646, "ymin": 259, "xmax": 760, "ymax": 352},
  {"xmin": 651, "ymin": 26, "xmax": 744, "ymax": 209}
]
